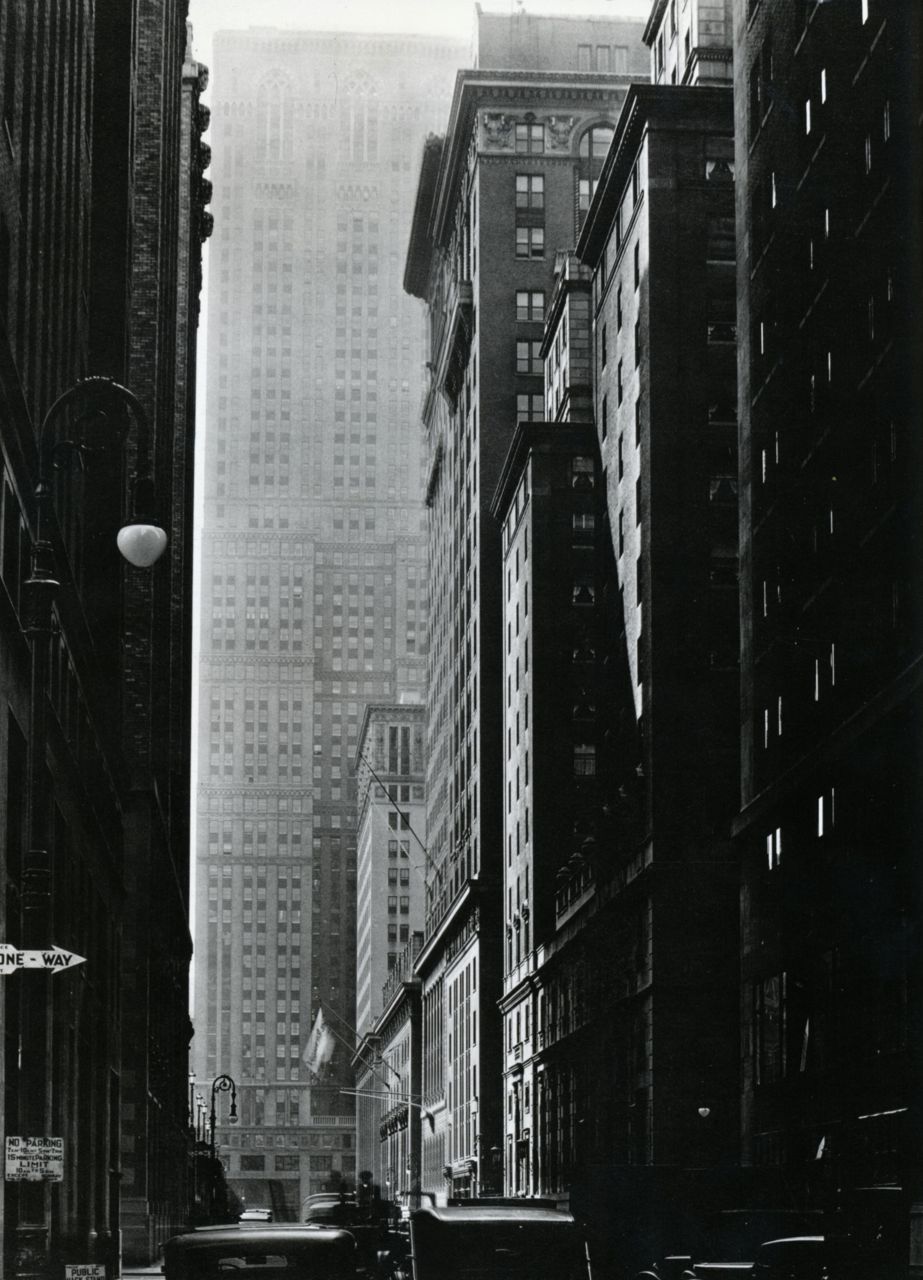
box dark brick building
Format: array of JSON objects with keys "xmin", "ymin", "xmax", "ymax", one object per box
[
  {"xmin": 575, "ymin": 80, "xmax": 741, "ymax": 1255},
  {"xmin": 733, "ymin": 0, "xmax": 922, "ymax": 1268},
  {"xmin": 0, "ymin": 0, "xmax": 209, "ymax": 1268}
]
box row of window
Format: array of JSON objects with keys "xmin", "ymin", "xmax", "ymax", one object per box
[{"xmin": 577, "ymin": 43, "xmax": 630, "ymax": 74}]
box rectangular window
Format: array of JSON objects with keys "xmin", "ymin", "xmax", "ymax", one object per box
[
  {"xmin": 616, "ymin": 286, "xmax": 623, "ymax": 330},
  {"xmin": 516, "ymin": 290, "xmax": 545, "ymax": 321},
  {"xmin": 749, "ymin": 61, "xmax": 761, "ymax": 138},
  {"xmin": 601, "ymin": 394, "xmax": 608, "ymax": 440},
  {"xmin": 515, "ymin": 173, "xmax": 544, "ymax": 209},
  {"xmin": 517, "ymin": 393, "xmax": 544, "ymax": 422},
  {"xmin": 514, "ymin": 337, "xmax": 542, "ymax": 373},
  {"xmin": 578, "ymin": 44, "xmax": 592, "ymax": 71},
  {"xmin": 515, "ymin": 122, "xmax": 544, "ymax": 154},
  {"xmin": 754, "ymin": 972, "xmax": 787, "ymax": 1085},
  {"xmin": 633, "ymin": 241, "xmax": 641, "ymax": 289},
  {"xmin": 617, "ymin": 359, "xmax": 623, "ymax": 404},
  {"xmin": 766, "ymin": 827, "xmax": 782, "ymax": 870},
  {"xmin": 515, "ymin": 226, "xmax": 545, "ymax": 258}
]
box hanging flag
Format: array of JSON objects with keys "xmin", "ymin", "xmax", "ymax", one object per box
[{"xmin": 303, "ymin": 1006, "xmax": 336, "ymax": 1081}]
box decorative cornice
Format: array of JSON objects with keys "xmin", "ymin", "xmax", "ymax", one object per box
[{"xmin": 424, "ymin": 71, "xmax": 633, "ymax": 256}]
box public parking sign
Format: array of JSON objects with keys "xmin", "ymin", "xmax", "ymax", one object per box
[
  {"xmin": 65, "ymin": 1268, "xmax": 105, "ymax": 1279},
  {"xmin": 5, "ymin": 1135, "xmax": 64, "ymax": 1181}
]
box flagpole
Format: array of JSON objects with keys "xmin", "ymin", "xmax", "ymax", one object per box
[
  {"xmin": 320, "ymin": 998, "xmax": 403, "ymax": 1085},
  {"xmin": 364, "ymin": 789, "xmax": 428, "ymax": 888},
  {"xmin": 355, "ymin": 748, "xmax": 431, "ymax": 867},
  {"xmin": 340, "ymin": 1089, "xmax": 435, "ymax": 1132},
  {"xmin": 314, "ymin": 1005, "xmax": 399, "ymax": 1097}
]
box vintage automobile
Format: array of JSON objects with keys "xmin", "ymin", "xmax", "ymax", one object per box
[
  {"xmin": 408, "ymin": 1203, "xmax": 593, "ymax": 1280},
  {"xmin": 752, "ymin": 1236, "xmax": 826, "ymax": 1280},
  {"xmin": 635, "ymin": 1210, "xmax": 825, "ymax": 1280},
  {"xmin": 162, "ymin": 1223, "xmax": 358, "ymax": 1280}
]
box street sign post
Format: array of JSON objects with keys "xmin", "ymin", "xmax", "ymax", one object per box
[
  {"xmin": 0, "ymin": 945, "xmax": 86, "ymax": 974},
  {"xmin": 5, "ymin": 1136, "xmax": 64, "ymax": 1181}
]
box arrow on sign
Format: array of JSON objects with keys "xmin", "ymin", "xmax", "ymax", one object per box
[{"xmin": 0, "ymin": 946, "xmax": 86, "ymax": 974}]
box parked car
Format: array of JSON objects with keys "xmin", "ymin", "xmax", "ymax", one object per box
[
  {"xmin": 162, "ymin": 1223, "xmax": 357, "ymax": 1280},
  {"xmin": 637, "ymin": 1211, "xmax": 824, "ymax": 1280},
  {"xmin": 302, "ymin": 1196, "xmax": 403, "ymax": 1276},
  {"xmin": 239, "ymin": 1207, "xmax": 273, "ymax": 1223},
  {"xmin": 408, "ymin": 1203, "xmax": 592, "ymax": 1280},
  {"xmin": 752, "ymin": 1237, "xmax": 826, "ymax": 1280}
]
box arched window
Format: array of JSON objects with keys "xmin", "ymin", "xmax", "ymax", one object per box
[
  {"xmin": 577, "ymin": 124, "xmax": 615, "ymax": 223},
  {"xmin": 341, "ymin": 72, "xmax": 380, "ymax": 163},
  {"xmin": 257, "ymin": 74, "xmax": 292, "ymax": 160}
]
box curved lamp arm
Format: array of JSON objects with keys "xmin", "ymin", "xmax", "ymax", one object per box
[
  {"xmin": 209, "ymin": 1073, "xmax": 238, "ymax": 1156},
  {"xmin": 35, "ymin": 376, "xmax": 167, "ymax": 567}
]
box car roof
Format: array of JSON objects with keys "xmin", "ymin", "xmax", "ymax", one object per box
[
  {"xmin": 758, "ymin": 1237, "xmax": 825, "ymax": 1250},
  {"xmin": 413, "ymin": 1205, "xmax": 576, "ymax": 1225},
  {"xmin": 166, "ymin": 1224, "xmax": 356, "ymax": 1248}
]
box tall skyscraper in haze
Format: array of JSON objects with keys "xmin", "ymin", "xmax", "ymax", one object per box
[{"xmin": 194, "ymin": 26, "xmax": 464, "ymax": 1216}]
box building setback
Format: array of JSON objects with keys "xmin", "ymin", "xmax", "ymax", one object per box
[
  {"xmin": 0, "ymin": 0, "xmax": 208, "ymax": 1268},
  {"xmin": 404, "ymin": 8, "xmax": 647, "ymax": 1201},
  {"xmin": 194, "ymin": 28, "xmax": 463, "ymax": 1216},
  {"xmin": 733, "ymin": 0, "xmax": 922, "ymax": 1268},
  {"xmin": 575, "ymin": 79, "xmax": 740, "ymax": 1262},
  {"xmin": 644, "ymin": 0, "xmax": 734, "ymax": 88}
]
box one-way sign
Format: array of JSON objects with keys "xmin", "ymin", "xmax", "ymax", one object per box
[{"xmin": 0, "ymin": 945, "xmax": 86, "ymax": 974}]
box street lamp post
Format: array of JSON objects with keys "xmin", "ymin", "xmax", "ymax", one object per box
[
  {"xmin": 14, "ymin": 377, "xmax": 167, "ymax": 1280},
  {"xmin": 209, "ymin": 1074, "xmax": 238, "ymax": 1159}
]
